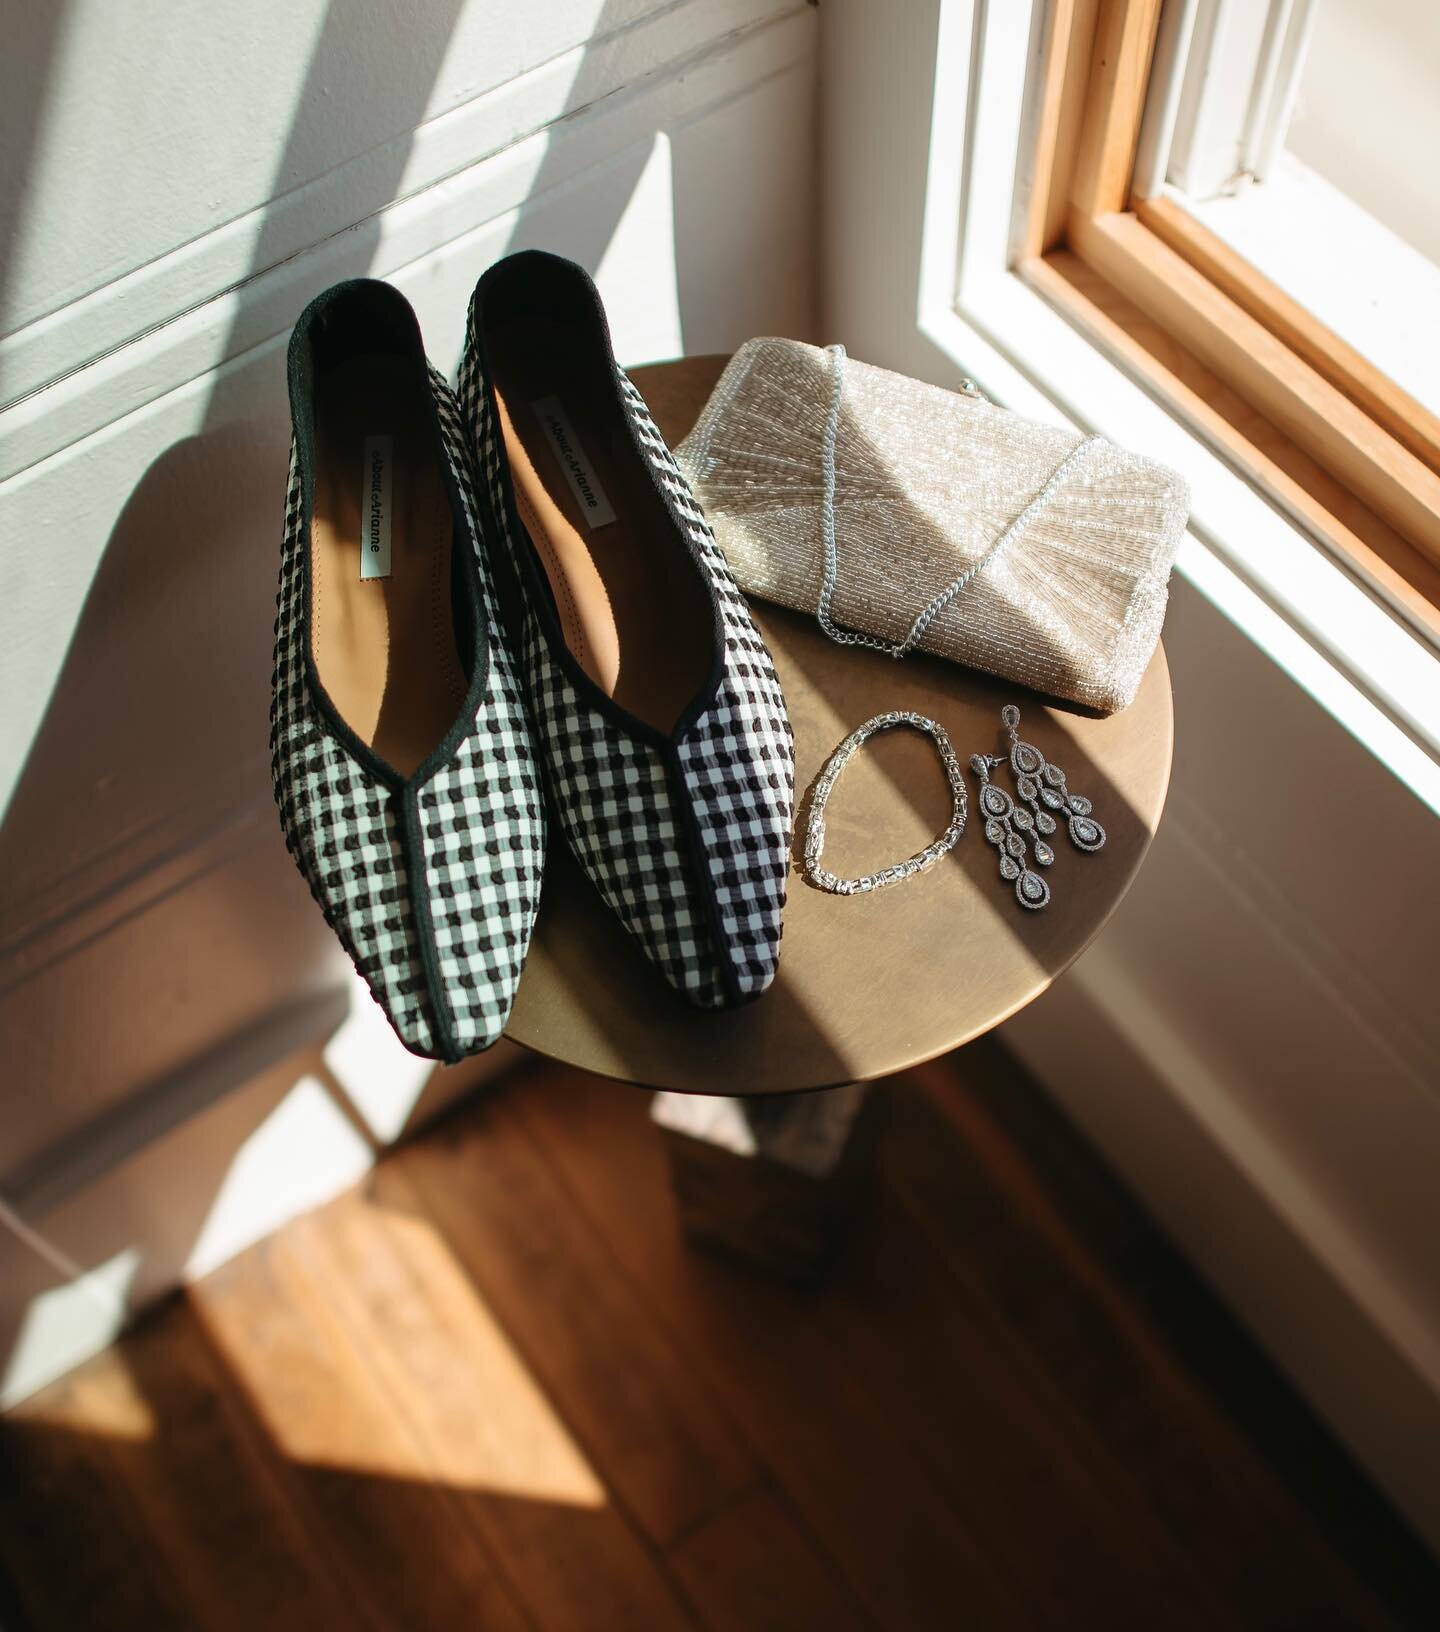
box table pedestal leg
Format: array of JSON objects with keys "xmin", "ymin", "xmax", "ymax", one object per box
[{"xmin": 650, "ymin": 1084, "xmax": 883, "ymax": 1283}]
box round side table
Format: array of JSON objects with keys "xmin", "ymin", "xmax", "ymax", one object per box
[{"xmin": 505, "ymin": 356, "xmax": 1173, "ymax": 1276}]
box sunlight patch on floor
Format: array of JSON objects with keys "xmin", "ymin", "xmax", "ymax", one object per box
[{"xmin": 299, "ymin": 1202, "xmax": 609, "ymax": 1508}]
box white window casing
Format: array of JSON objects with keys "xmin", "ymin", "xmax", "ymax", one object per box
[{"xmin": 1134, "ymin": 0, "xmax": 1319, "ymax": 201}]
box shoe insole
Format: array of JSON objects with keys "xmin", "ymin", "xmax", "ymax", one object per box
[
  {"xmin": 310, "ymin": 353, "xmax": 467, "ymax": 778},
  {"xmin": 489, "ymin": 319, "xmax": 714, "ymax": 733}
]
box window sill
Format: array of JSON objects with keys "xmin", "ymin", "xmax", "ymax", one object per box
[{"xmin": 919, "ymin": 267, "xmax": 1440, "ymax": 816}]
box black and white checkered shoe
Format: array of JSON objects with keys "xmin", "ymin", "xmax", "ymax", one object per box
[
  {"xmin": 271, "ymin": 280, "xmax": 545, "ymax": 1061},
  {"xmin": 458, "ymin": 251, "xmax": 795, "ymax": 1009}
]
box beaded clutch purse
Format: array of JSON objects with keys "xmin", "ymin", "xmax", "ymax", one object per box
[{"xmin": 675, "ymin": 338, "xmax": 1188, "ymax": 713}]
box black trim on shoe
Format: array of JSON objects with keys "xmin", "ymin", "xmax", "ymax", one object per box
[
  {"xmin": 466, "ymin": 252, "xmax": 729, "ymax": 749},
  {"xmin": 286, "ymin": 279, "xmax": 494, "ymax": 793},
  {"xmin": 400, "ymin": 782, "xmax": 461, "ymax": 1065},
  {"xmin": 661, "ymin": 744, "xmax": 746, "ymax": 1010}
]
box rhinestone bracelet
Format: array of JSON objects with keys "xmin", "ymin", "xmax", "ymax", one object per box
[{"xmin": 803, "ymin": 711, "xmax": 968, "ymax": 895}]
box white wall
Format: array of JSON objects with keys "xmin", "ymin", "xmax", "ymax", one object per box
[
  {"xmin": 0, "ymin": 0, "xmax": 818, "ymax": 1403},
  {"xmin": 820, "ymin": 0, "xmax": 1440, "ymax": 1553}
]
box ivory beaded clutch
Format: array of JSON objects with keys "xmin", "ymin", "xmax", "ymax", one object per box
[{"xmin": 675, "ymin": 338, "xmax": 1189, "ymax": 713}]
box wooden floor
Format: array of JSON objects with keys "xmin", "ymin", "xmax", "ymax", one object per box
[{"xmin": 2, "ymin": 1042, "xmax": 1436, "ymax": 1630}]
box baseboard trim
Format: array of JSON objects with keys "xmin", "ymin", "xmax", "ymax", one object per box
[
  {"xmin": 0, "ymin": 1001, "xmax": 525, "ymax": 1409},
  {"xmin": 1, "ymin": 2, "xmax": 813, "ymax": 480}
]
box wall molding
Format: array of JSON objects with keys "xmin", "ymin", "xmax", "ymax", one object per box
[
  {"xmin": 0, "ymin": 760, "xmax": 271, "ymax": 973},
  {"xmin": 0, "ymin": 1, "xmax": 810, "ymax": 480},
  {"xmin": 3, "ymin": 4, "xmax": 816, "ymax": 853},
  {"xmin": 7, "ymin": 985, "xmax": 354, "ymax": 1216}
]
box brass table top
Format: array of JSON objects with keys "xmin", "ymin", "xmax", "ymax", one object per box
[{"xmin": 505, "ymin": 356, "xmax": 1173, "ymax": 1095}]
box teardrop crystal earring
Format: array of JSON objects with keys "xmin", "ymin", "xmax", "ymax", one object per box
[
  {"xmin": 971, "ymin": 753, "xmax": 1051, "ymax": 910},
  {"xmin": 1001, "ymin": 704, "xmax": 1106, "ymax": 853}
]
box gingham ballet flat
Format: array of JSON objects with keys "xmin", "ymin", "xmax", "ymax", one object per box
[
  {"xmin": 272, "ymin": 279, "xmax": 545, "ymax": 1060},
  {"xmin": 458, "ymin": 250, "xmax": 795, "ymax": 1008}
]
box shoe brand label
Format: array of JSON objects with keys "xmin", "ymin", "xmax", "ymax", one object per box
[
  {"xmin": 360, "ymin": 435, "xmax": 394, "ymax": 579},
  {"xmin": 531, "ymin": 397, "xmax": 616, "ymax": 528}
]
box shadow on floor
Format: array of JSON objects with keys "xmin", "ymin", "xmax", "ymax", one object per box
[{"xmin": 2, "ymin": 1040, "xmax": 1435, "ymax": 1631}]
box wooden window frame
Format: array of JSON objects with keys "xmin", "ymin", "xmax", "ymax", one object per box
[{"xmin": 1016, "ymin": 0, "xmax": 1440, "ymax": 639}]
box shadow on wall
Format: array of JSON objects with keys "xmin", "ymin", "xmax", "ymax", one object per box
[
  {"xmin": 2, "ymin": 0, "xmax": 799, "ymax": 1399},
  {"xmin": 0, "ymin": 0, "xmax": 819, "ymax": 1403}
]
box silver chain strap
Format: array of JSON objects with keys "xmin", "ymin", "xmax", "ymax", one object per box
[{"xmin": 814, "ymin": 343, "xmax": 1102, "ymax": 659}]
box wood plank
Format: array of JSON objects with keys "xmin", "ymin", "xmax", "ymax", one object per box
[
  {"xmin": 942, "ymin": 1043, "xmax": 1440, "ymax": 1621},
  {"xmin": 514, "ymin": 1066, "xmax": 1028, "ymax": 1630},
  {"xmin": 48, "ymin": 1301, "xmax": 359, "ymax": 1632},
  {"xmin": 815, "ymin": 1178, "xmax": 1236, "ymax": 1628},
  {"xmin": 667, "ymin": 1487, "xmax": 867, "ymax": 1632},
  {"xmin": 381, "ymin": 1085, "xmax": 756, "ymax": 1549},
  {"xmin": 5, "ymin": 1047, "xmax": 1437, "ymax": 1630},
  {"xmin": 0, "ymin": 1363, "xmax": 195, "ymax": 1631},
  {"xmin": 285, "ymin": 1188, "xmax": 697, "ymax": 1632},
  {"xmin": 1022, "ymin": 250, "xmax": 1440, "ymax": 642},
  {"xmin": 191, "ymin": 1234, "xmax": 530, "ymax": 1632},
  {"xmin": 893, "ymin": 1053, "xmax": 1434, "ymax": 1631},
  {"xmin": 1137, "ymin": 193, "xmax": 1440, "ymax": 477},
  {"xmin": 1070, "ymin": 0, "xmax": 1162, "ymax": 219},
  {"xmin": 1067, "ymin": 208, "xmax": 1440, "ymax": 567}
]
